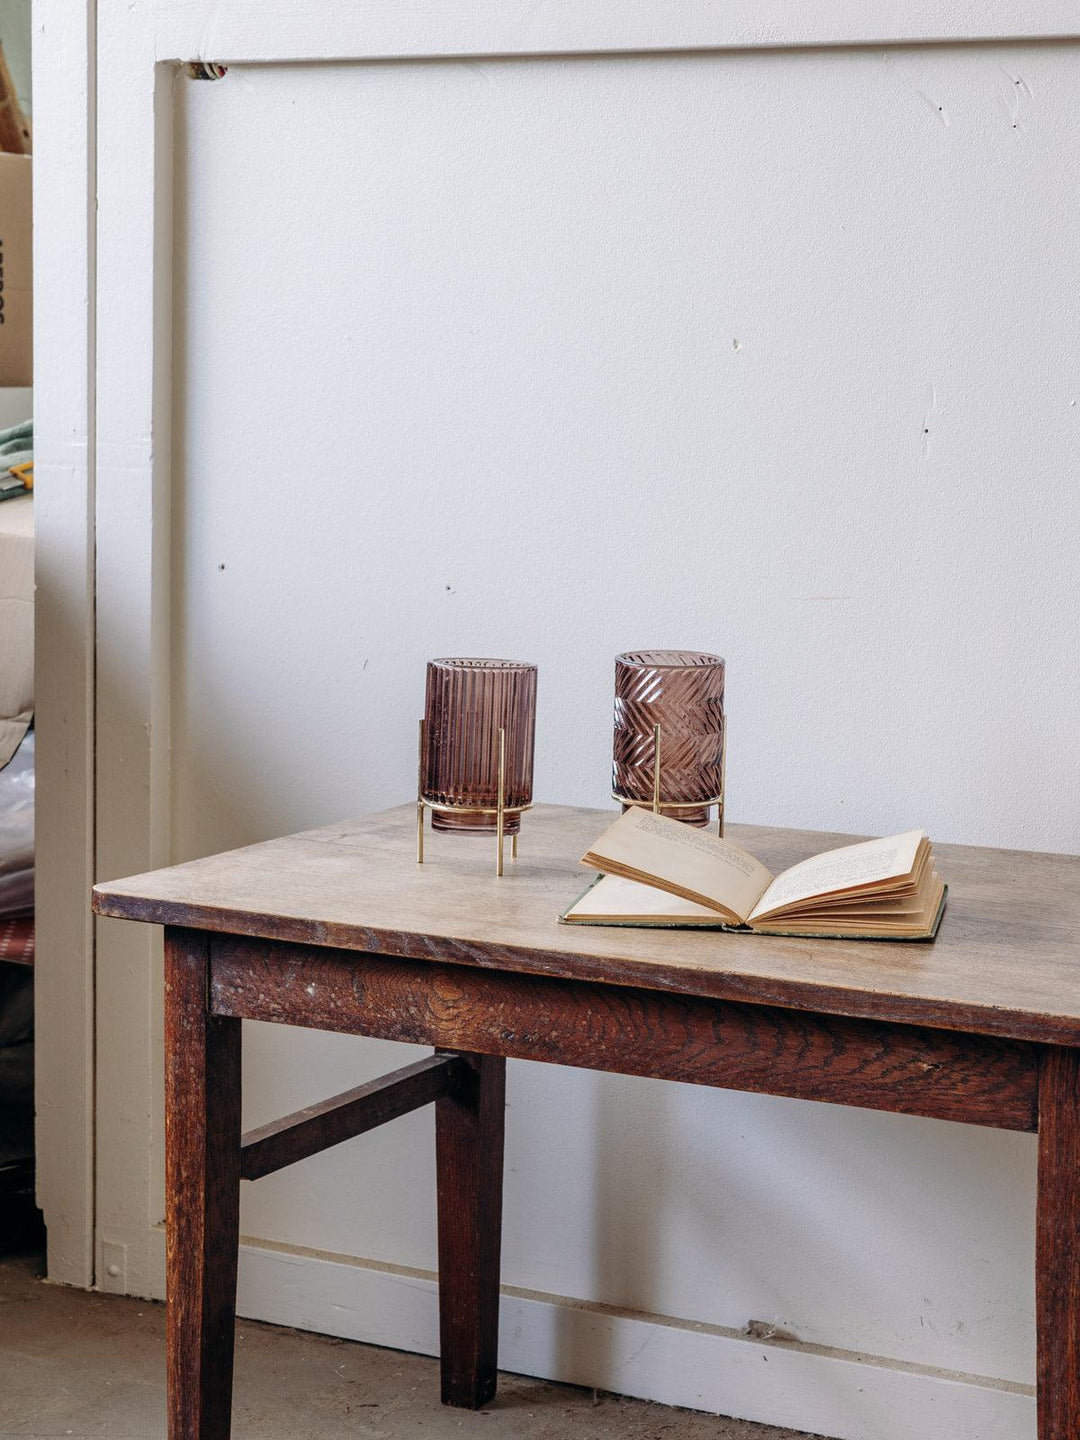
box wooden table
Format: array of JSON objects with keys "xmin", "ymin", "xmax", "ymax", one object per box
[{"xmin": 92, "ymin": 804, "xmax": 1080, "ymax": 1439}]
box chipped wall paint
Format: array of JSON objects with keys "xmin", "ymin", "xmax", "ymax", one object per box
[{"xmin": 161, "ymin": 40, "xmax": 1079, "ymax": 1436}]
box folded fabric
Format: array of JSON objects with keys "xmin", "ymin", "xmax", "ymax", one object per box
[
  {"xmin": 0, "ymin": 418, "xmax": 31, "ymax": 464},
  {"xmin": 0, "ymin": 420, "xmax": 31, "ymax": 495},
  {"xmin": 0, "ymin": 420, "xmax": 32, "ymax": 504}
]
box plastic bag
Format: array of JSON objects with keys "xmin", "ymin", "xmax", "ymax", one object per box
[{"xmin": 0, "ymin": 728, "xmax": 33, "ymax": 916}]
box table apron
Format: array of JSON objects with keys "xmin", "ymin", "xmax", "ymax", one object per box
[{"xmin": 208, "ymin": 933, "xmax": 1038, "ymax": 1132}]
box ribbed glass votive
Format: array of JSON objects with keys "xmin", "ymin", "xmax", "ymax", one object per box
[
  {"xmin": 612, "ymin": 650, "xmax": 725, "ymax": 828},
  {"xmin": 422, "ymin": 658, "xmax": 537, "ymax": 835}
]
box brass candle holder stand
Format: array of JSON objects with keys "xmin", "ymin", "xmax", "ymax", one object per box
[
  {"xmin": 416, "ymin": 719, "xmax": 531, "ymax": 876},
  {"xmin": 612, "ymin": 722, "xmax": 726, "ymax": 836}
]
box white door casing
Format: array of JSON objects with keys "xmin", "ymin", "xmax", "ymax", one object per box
[{"xmin": 34, "ymin": 0, "xmax": 96, "ymax": 1289}]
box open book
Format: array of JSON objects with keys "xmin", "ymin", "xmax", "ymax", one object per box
[{"xmin": 563, "ymin": 806, "xmax": 946, "ymax": 940}]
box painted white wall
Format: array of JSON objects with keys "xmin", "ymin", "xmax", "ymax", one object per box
[
  {"xmin": 0, "ymin": 389, "xmax": 31, "ymax": 428},
  {"xmin": 158, "ymin": 38, "xmax": 1080, "ymax": 1437}
]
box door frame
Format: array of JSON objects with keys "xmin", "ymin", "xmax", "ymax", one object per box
[{"xmin": 34, "ymin": 0, "xmax": 97, "ymax": 1288}]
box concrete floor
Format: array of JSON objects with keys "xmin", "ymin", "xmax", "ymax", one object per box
[{"xmin": 0, "ymin": 1253, "xmax": 820, "ymax": 1440}]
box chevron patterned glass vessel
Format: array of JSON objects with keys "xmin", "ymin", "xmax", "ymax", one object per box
[
  {"xmin": 422, "ymin": 658, "xmax": 537, "ymax": 835},
  {"xmin": 612, "ymin": 650, "xmax": 725, "ymax": 829}
]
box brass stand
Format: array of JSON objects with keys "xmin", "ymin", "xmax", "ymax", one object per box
[
  {"xmin": 417, "ymin": 719, "xmax": 529, "ymax": 875},
  {"xmin": 612, "ymin": 721, "xmax": 726, "ymax": 835}
]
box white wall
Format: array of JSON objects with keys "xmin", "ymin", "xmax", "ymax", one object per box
[
  {"xmin": 165, "ymin": 41, "xmax": 1080, "ymax": 1437},
  {"xmin": 0, "ymin": 389, "xmax": 31, "ymax": 428}
]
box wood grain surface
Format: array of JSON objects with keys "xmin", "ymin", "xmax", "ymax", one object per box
[
  {"xmin": 94, "ymin": 805, "xmax": 1080, "ymax": 1045},
  {"xmin": 239, "ymin": 1053, "xmax": 467, "ymax": 1181},
  {"xmin": 164, "ymin": 929, "xmax": 242, "ymax": 1440},
  {"xmin": 1037, "ymin": 1046, "xmax": 1080, "ymax": 1439},
  {"xmin": 435, "ymin": 1053, "xmax": 505, "ymax": 1408},
  {"xmin": 210, "ymin": 935, "xmax": 1038, "ymax": 1131}
]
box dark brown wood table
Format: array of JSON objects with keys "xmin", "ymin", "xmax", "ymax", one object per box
[{"xmin": 92, "ymin": 804, "xmax": 1080, "ymax": 1439}]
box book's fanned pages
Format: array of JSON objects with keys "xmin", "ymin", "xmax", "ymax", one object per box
[
  {"xmin": 561, "ymin": 874, "xmax": 947, "ymax": 940},
  {"xmin": 747, "ymin": 830, "xmax": 926, "ymax": 921}
]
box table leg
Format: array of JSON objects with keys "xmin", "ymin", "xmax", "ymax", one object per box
[
  {"xmin": 435, "ymin": 1051, "xmax": 506, "ymax": 1408},
  {"xmin": 165, "ymin": 928, "xmax": 242, "ymax": 1440},
  {"xmin": 1037, "ymin": 1046, "xmax": 1080, "ymax": 1439}
]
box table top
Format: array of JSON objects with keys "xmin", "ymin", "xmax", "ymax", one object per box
[{"xmin": 92, "ymin": 804, "xmax": 1080, "ymax": 1046}]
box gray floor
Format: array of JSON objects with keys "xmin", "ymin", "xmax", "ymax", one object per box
[{"xmin": 0, "ymin": 1254, "xmax": 819, "ymax": 1440}]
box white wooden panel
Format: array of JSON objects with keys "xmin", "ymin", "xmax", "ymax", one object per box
[
  {"xmin": 229, "ymin": 1241, "xmax": 1035, "ymax": 1440},
  {"xmin": 153, "ymin": 0, "xmax": 1080, "ymax": 63},
  {"xmin": 151, "ymin": 1226, "xmax": 1040, "ymax": 1440},
  {"xmin": 174, "ymin": 48, "xmax": 1080, "ymax": 865},
  {"xmin": 94, "ymin": 5, "xmax": 174, "ymax": 1293},
  {"xmin": 162, "ymin": 49, "xmax": 1075, "ymax": 1425}
]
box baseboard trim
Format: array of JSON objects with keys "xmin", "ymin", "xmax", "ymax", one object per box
[{"xmin": 178, "ymin": 1232, "xmax": 1033, "ymax": 1440}]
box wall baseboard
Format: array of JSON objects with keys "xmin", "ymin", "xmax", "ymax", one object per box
[{"xmin": 175, "ymin": 1233, "xmax": 1033, "ymax": 1440}]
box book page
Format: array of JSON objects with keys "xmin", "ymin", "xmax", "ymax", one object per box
[
  {"xmin": 749, "ymin": 830, "xmax": 924, "ymax": 922},
  {"xmin": 581, "ymin": 806, "xmax": 773, "ymax": 922},
  {"xmin": 565, "ymin": 874, "xmax": 726, "ymax": 922}
]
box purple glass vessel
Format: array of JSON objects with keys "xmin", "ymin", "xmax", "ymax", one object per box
[
  {"xmin": 422, "ymin": 658, "xmax": 537, "ymax": 835},
  {"xmin": 612, "ymin": 650, "xmax": 725, "ymax": 828}
]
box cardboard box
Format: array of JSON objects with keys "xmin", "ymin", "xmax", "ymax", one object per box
[{"xmin": 0, "ymin": 153, "xmax": 31, "ymax": 388}]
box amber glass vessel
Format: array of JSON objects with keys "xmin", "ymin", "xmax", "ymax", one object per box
[
  {"xmin": 612, "ymin": 650, "xmax": 725, "ymax": 828},
  {"xmin": 422, "ymin": 658, "xmax": 537, "ymax": 835}
]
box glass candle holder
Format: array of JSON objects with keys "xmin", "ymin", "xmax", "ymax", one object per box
[
  {"xmin": 421, "ymin": 658, "xmax": 537, "ymax": 836},
  {"xmin": 612, "ymin": 650, "xmax": 725, "ymax": 829}
]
